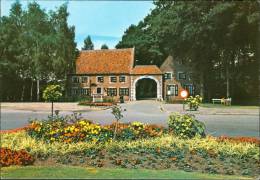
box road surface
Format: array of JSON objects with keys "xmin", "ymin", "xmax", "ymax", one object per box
[{"xmin": 1, "ymin": 101, "xmax": 259, "ymax": 137}]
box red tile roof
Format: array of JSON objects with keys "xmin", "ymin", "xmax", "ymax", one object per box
[
  {"xmin": 131, "ymin": 65, "xmax": 162, "ymax": 75},
  {"xmin": 76, "ymin": 48, "xmax": 134, "ymax": 74}
]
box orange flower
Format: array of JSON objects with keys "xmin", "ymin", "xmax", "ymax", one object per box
[{"xmin": 170, "ymin": 157, "xmax": 177, "ymax": 161}]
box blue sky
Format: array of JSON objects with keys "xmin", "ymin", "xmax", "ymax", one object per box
[{"xmin": 1, "ymin": 0, "xmax": 154, "ymax": 49}]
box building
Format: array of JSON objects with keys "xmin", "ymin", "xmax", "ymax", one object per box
[
  {"xmin": 160, "ymin": 55, "xmax": 196, "ymax": 102},
  {"xmin": 68, "ymin": 48, "xmax": 196, "ymax": 102}
]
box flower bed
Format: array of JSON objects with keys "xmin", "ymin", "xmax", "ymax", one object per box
[
  {"xmin": 1, "ymin": 131, "xmax": 259, "ymax": 177},
  {"xmin": 26, "ymin": 118, "xmax": 166, "ymax": 144},
  {"xmin": 0, "ymin": 125, "xmax": 30, "ymax": 134},
  {"xmin": 1, "ymin": 112, "xmax": 259, "ymax": 177},
  {"xmin": 216, "ymin": 135, "xmax": 260, "ymax": 145},
  {"xmin": 0, "ymin": 148, "xmax": 35, "ymax": 167},
  {"xmin": 78, "ymin": 102, "xmax": 116, "ymax": 107}
]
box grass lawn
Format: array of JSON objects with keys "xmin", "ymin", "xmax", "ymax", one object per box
[
  {"xmin": 0, "ymin": 166, "xmax": 252, "ymax": 179},
  {"xmin": 201, "ymin": 103, "xmax": 258, "ymax": 109}
]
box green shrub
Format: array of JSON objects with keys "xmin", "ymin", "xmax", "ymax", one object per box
[
  {"xmin": 185, "ymin": 95, "xmax": 202, "ymax": 110},
  {"xmin": 168, "ymin": 113, "xmax": 206, "ymax": 139},
  {"xmin": 103, "ymin": 96, "xmax": 116, "ymax": 103},
  {"xmin": 78, "ymin": 96, "xmax": 92, "ymax": 103}
]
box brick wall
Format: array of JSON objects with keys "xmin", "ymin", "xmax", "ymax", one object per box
[
  {"xmin": 69, "ymin": 74, "xmax": 131, "ymax": 101},
  {"xmin": 160, "ymin": 55, "xmax": 196, "ymax": 101}
]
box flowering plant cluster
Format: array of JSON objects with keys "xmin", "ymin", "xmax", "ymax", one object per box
[
  {"xmin": 27, "ymin": 119, "xmax": 113, "ymax": 143},
  {"xmin": 168, "ymin": 112, "xmax": 206, "ymax": 139},
  {"xmin": 185, "ymin": 95, "xmax": 202, "ymax": 110},
  {"xmin": 0, "ymin": 148, "xmax": 35, "ymax": 167},
  {"xmin": 216, "ymin": 136, "xmax": 260, "ymax": 145},
  {"xmin": 105, "ymin": 121, "xmax": 165, "ymax": 141},
  {"xmin": 26, "ymin": 116, "xmax": 166, "ymax": 143}
]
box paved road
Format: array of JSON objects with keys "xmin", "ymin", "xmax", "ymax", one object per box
[{"xmin": 1, "ymin": 101, "xmax": 259, "ymax": 137}]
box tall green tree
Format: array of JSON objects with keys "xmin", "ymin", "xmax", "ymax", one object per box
[
  {"xmin": 82, "ymin": 35, "xmax": 94, "ymax": 50},
  {"xmin": 0, "ymin": 2, "xmax": 77, "ymax": 102},
  {"xmin": 116, "ymin": 0, "xmax": 259, "ymax": 104}
]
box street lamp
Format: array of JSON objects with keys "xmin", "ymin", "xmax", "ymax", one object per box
[{"xmin": 180, "ymin": 90, "xmax": 188, "ymax": 110}]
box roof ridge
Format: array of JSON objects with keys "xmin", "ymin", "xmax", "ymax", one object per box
[
  {"xmin": 81, "ymin": 48, "xmax": 134, "ymax": 52},
  {"xmin": 134, "ymin": 65, "xmax": 158, "ymax": 67}
]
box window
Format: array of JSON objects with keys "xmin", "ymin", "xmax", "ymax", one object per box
[
  {"xmin": 107, "ymin": 88, "xmax": 117, "ymax": 96},
  {"xmin": 110, "ymin": 76, "xmax": 117, "ymax": 83},
  {"xmin": 81, "ymin": 76, "xmax": 88, "ymax": 83},
  {"xmin": 80, "ymin": 88, "xmax": 90, "ymax": 96},
  {"xmin": 178, "ymin": 72, "xmax": 186, "ymax": 80},
  {"xmin": 97, "ymin": 87, "xmax": 102, "ymax": 94},
  {"xmin": 167, "ymin": 85, "xmax": 178, "ymax": 96},
  {"xmin": 164, "ymin": 72, "xmax": 172, "ymax": 80},
  {"xmin": 119, "ymin": 76, "xmax": 126, "ymax": 83},
  {"xmin": 183, "ymin": 84, "xmax": 195, "ymax": 96},
  {"xmin": 72, "ymin": 76, "xmax": 79, "ymax": 83},
  {"xmin": 71, "ymin": 88, "xmax": 90, "ymax": 96},
  {"xmin": 97, "ymin": 76, "xmax": 104, "ymax": 83},
  {"xmin": 119, "ymin": 88, "xmax": 129, "ymax": 96}
]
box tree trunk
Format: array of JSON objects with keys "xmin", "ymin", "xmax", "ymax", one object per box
[
  {"xmin": 30, "ymin": 80, "xmax": 33, "ymax": 101},
  {"xmin": 37, "ymin": 79, "xmax": 40, "ymax": 101},
  {"xmin": 113, "ymin": 120, "xmax": 118, "ymax": 140},
  {"xmin": 199, "ymin": 72, "xmax": 204, "ymax": 100},
  {"xmin": 51, "ymin": 101, "xmax": 54, "ymax": 119},
  {"xmin": 226, "ymin": 61, "xmax": 230, "ymax": 98},
  {"xmin": 21, "ymin": 83, "xmax": 25, "ymax": 102}
]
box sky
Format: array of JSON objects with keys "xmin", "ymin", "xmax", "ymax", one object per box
[{"xmin": 1, "ymin": 0, "xmax": 154, "ymax": 49}]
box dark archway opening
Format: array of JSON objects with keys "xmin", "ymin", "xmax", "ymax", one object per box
[{"xmin": 136, "ymin": 78, "xmax": 157, "ymax": 100}]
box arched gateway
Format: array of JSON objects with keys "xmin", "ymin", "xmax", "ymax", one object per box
[
  {"xmin": 130, "ymin": 65, "xmax": 163, "ymax": 101},
  {"xmin": 131, "ymin": 75, "xmax": 162, "ymax": 101}
]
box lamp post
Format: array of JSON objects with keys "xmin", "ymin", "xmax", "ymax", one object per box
[{"xmin": 180, "ymin": 90, "xmax": 188, "ymax": 111}]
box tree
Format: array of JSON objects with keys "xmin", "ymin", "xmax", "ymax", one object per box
[
  {"xmin": 101, "ymin": 44, "xmax": 109, "ymax": 49},
  {"xmin": 111, "ymin": 105, "xmax": 124, "ymax": 139},
  {"xmin": 82, "ymin": 35, "xmax": 94, "ymax": 50},
  {"xmin": 0, "ymin": 2, "xmax": 77, "ymax": 102},
  {"xmin": 42, "ymin": 84, "xmax": 62, "ymax": 118},
  {"xmin": 116, "ymin": 0, "xmax": 259, "ymax": 104}
]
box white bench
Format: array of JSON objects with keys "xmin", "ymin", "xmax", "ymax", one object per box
[
  {"xmin": 212, "ymin": 99, "xmax": 223, "ymax": 104},
  {"xmin": 212, "ymin": 98, "xmax": 232, "ymax": 105}
]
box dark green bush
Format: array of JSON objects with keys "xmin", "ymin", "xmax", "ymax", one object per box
[{"xmin": 168, "ymin": 113, "xmax": 206, "ymax": 139}]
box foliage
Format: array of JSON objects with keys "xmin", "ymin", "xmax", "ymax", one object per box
[
  {"xmin": 168, "ymin": 113, "xmax": 206, "ymax": 139},
  {"xmin": 116, "ymin": 1, "xmax": 259, "ymax": 103},
  {"xmin": 78, "ymin": 96, "xmax": 117, "ymax": 106},
  {"xmin": 27, "ymin": 117, "xmax": 113, "ymax": 144},
  {"xmin": 82, "ymin": 35, "xmax": 94, "ymax": 50},
  {"xmin": 101, "ymin": 44, "xmax": 109, "ymax": 49},
  {"xmin": 2, "ymin": 129, "xmax": 259, "ymax": 177},
  {"xmin": 0, "ymin": 2, "xmax": 77, "ymax": 102},
  {"xmin": 103, "ymin": 96, "xmax": 117, "ymax": 103},
  {"xmin": 78, "ymin": 102, "xmax": 115, "ymax": 107},
  {"xmin": 0, "ymin": 148, "xmax": 34, "ymax": 167},
  {"xmin": 111, "ymin": 105, "xmax": 124, "ymax": 121},
  {"xmin": 104, "ymin": 122, "xmax": 165, "ymax": 141},
  {"xmin": 25, "ymin": 114, "xmax": 165, "ymax": 144},
  {"xmin": 185, "ymin": 95, "xmax": 203, "ymax": 110},
  {"xmin": 1, "ymin": 131, "xmax": 259, "ymax": 178},
  {"xmin": 216, "ymin": 136, "xmax": 260, "ymax": 145},
  {"xmin": 42, "ymin": 84, "xmax": 62, "ymax": 102},
  {"xmin": 111, "ymin": 105, "xmax": 124, "ymax": 139}
]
